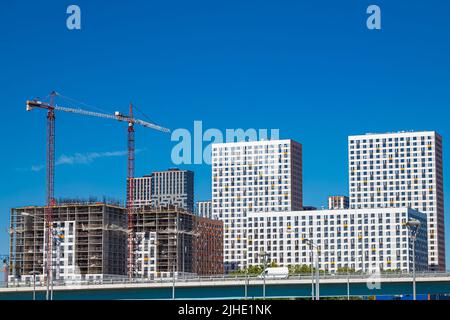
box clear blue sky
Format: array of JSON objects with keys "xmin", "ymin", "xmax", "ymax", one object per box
[{"xmin": 0, "ymin": 1, "xmax": 449, "ymax": 266}]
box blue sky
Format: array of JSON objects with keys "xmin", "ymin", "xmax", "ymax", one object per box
[{"xmin": 0, "ymin": 0, "xmax": 449, "ymax": 266}]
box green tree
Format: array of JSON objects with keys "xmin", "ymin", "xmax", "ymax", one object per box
[{"xmin": 337, "ymin": 266, "xmax": 356, "ymax": 274}]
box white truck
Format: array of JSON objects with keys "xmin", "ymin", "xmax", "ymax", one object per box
[{"xmin": 258, "ymin": 267, "xmax": 289, "ymax": 279}]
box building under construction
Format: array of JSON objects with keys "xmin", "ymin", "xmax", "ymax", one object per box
[
  {"xmin": 9, "ymin": 202, "xmax": 127, "ymax": 283},
  {"xmin": 133, "ymin": 205, "xmax": 223, "ymax": 278},
  {"xmin": 133, "ymin": 205, "xmax": 193, "ymax": 278},
  {"xmin": 9, "ymin": 202, "xmax": 223, "ymax": 283}
]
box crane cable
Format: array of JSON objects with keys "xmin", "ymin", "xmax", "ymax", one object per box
[
  {"xmin": 133, "ymin": 103, "xmax": 161, "ymax": 127},
  {"xmin": 55, "ymin": 92, "xmax": 113, "ymax": 115},
  {"xmin": 55, "ymin": 92, "xmax": 161, "ymax": 127}
]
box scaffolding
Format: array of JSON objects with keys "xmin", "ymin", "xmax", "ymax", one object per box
[
  {"xmin": 9, "ymin": 203, "xmax": 224, "ymax": 282},
  {"xmin": 9, "ymin": 203, "xmax": 127, "ymax": 282},
  {"xmin": 133, "ymin": 205, "xmax": 224, "ymax": 277},
  {"xmin": 134, "ymin": 205, "xmax": 194, "ymax": 276}
]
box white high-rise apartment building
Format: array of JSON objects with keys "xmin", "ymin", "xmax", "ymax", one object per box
[
  {"xmin": 130, "ymin": 169, "xmax": 195, "ymax": 212},
  {"xmin": 246, "ymin": 208, "xmax": 428, "ymax": 273},
  {"xmin": 151, "ymin": 169, "xmax": 194, "ymax": 212},
  {"xmin": 130, "ymin": 175, "xmax": 152, "ymax": 207},
  {"xmin": 196, "ymin": 201, "xmax": 212, "ymax": 219},
  {"xmin": 212, "ymin": 139, "xmax": 302, "ymax": 271},
  {"xmin": 328, "ymin": 196, "xmax": 349, "ymax": 210},
  {"xmin": 348, "ymin": 131, "xmax": 445, "ymax": 270}
]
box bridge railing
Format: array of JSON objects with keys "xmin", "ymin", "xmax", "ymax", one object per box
[{"xmin": 4, "ymin": 271, "xmax": 450, "ymax": 289}]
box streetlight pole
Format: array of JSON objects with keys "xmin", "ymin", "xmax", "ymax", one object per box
[
  {"xmin": 310, "ymin": 245, "xmax": 314, "ymax": 300},
  {"xmin": 172, "ymin": 263, "xmax": 176, "ymax": 300},
  {"xmin": 243, "ymin": 250, "xmax": 248, "ymax": 300},
  {"xmin": 50, "ymin": 229, "xmax": 55, "ymax": 300},
  {"xmin": 45, "ymin": 221, "xmax": 52, "ymax": 301},
  {"xmin": 315, "ymin": 249, "xmax": 319, "ymax": 300},
  {"xmin": 29, "ymin": 271, "xmax": 41, "ymax": 300},
  {"xmin": 405, "ymin": 219, "xmax": 420, "ymax": 301},
  {"xmin": 347, "ymin": 256, "xmax": 356, "ymax": 300},
  {"xmin": 33, "ymin": 272, "xmax": 36, "ymax": 300},
  {"xmin": 258, "ymin": 251, "xmax": 269, "ymax": 300},
  {"xmin": 182, "ymin": 233, "xmax": 185, "ymax": 279},
  {"xmin": 347, "ymin": 269, "xmax": 350, "ymax": 300},
  {"xmin": 303, "ymin": 238, "xmax": 319, "ymax": 300},
  {"xmin": 245, "ymin": 267, "xmax": 248, "ymax": 299}
]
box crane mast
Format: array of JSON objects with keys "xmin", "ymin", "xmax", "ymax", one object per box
[
  {"xmin": 127, "ymin": 103, "xmax": 135, "ymax": 279},
  {"xmin": 45, "ymin": 92, "xmax": 56, "ymax": 300},
  {"xmin": 26, "ymin": 92, "xmax": 169, "ymax": 285}
]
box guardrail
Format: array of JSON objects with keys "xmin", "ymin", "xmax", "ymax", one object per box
[{"xmin": 3, "ymin": 271, "xmax": 450, "ymax": 289}]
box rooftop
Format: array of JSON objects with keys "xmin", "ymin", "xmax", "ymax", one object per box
[
  {"xmin": 349, "ymin": 130, "xmax": 437, "ymax": 138},
  {"xmin": 14, "ymin": 201, "xmax": 125, "ymax": 210}
]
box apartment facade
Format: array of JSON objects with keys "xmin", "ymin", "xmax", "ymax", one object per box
[
  {"xmin": 130, "ymin": 169, "xmax": 195, "ymax": 212},
  {"xmin": 328, "ymin": 196, "xmax": 350, "ymax": 210},
  {"xmin": 348, "ymin": 131, "xmax": 445, "ymax": 270},
  {"xmin": 212, "ymin": 139, "xmax": 303, "ymax": 271},
  {"xmin": 196, "ymin": 200, "xmax": 212, "ymax": 219},
  {"xmin": 130, "ymin": 175, "xmax": 152, "ymax": 207},
  {"xmin": 151, "ymin": 169, "xmax": 194, "ymax": 212},
  {"xmin": 247, "ymin": 208, "xmax": 428, "ymax": 273},
  {"xmin": 193, "ymin": 216, "xmax": 224, "ymax": 275}
]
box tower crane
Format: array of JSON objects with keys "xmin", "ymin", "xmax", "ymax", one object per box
[{"xmin": 26, "ymin": 91, "xmax": 170, "ymax": 284}]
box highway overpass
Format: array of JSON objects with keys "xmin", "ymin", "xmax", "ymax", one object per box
[{"xmin": 1, "ymin": 273, "xmax": 450, "ymax": 300}]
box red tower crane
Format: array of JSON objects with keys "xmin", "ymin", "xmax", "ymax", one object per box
[
  {"xmin": 26, "ymin": 92, "xmax": 170, "ymax": 282},
  {"xmin": 126, "ymin": 102, "xmax": 136, "ymax": 279}
]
